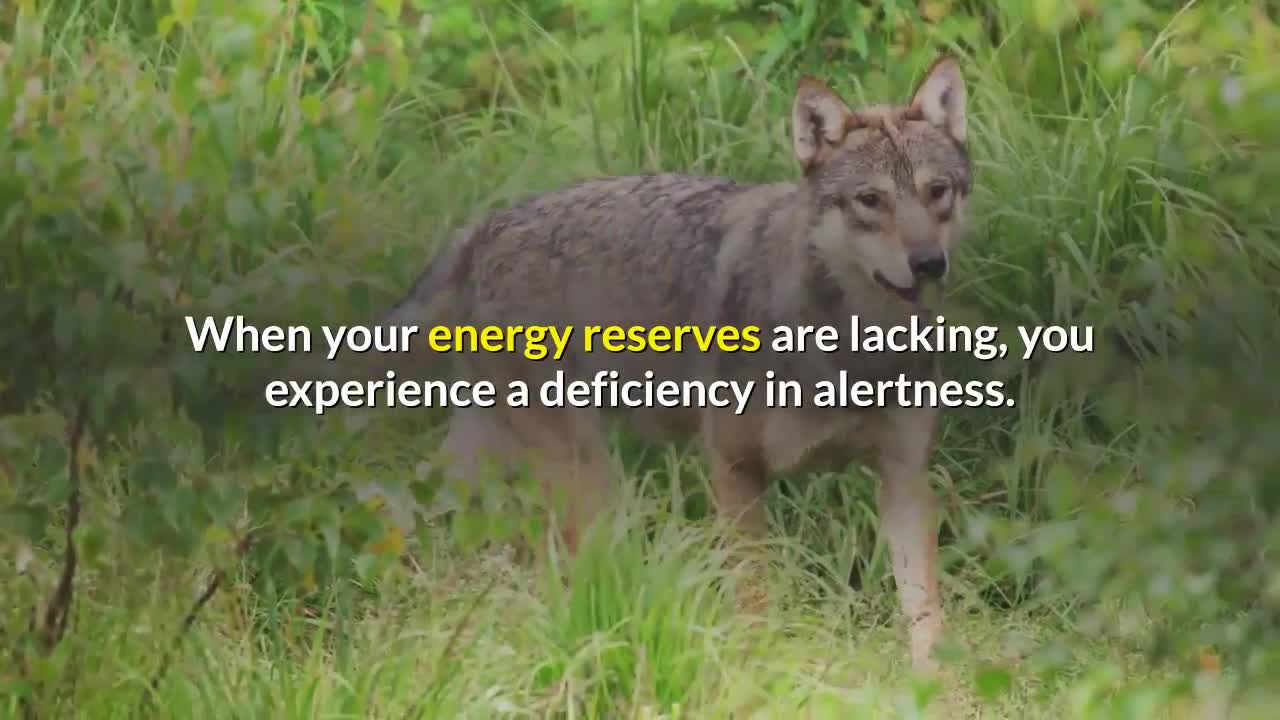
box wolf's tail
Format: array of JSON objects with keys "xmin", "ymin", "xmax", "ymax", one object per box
[{"xmin": 236, "ymin": 227, "xmax": 470, "ymax": 406}]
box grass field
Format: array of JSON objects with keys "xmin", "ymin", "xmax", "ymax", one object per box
[{"xmin": 3, "ymin": 1, "xmax": 1280, "ymax": 718}]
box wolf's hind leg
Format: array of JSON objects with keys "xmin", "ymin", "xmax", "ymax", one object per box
[
  {"xmin": 433, "ymin": 407, "xmax": 522, "ymax": 494},
  {"xmin": 502, "ymin": 406, "xmax": 617, "ymax": 555}
]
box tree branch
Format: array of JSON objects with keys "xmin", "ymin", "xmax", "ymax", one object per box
[{"xmin": 39, "ymin": 398, "xmax": 90, "ymax": 653}]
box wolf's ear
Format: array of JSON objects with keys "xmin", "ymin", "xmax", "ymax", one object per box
[
  {"xmin": 908, "ymin": 57, "xmax": 966, "ymax": 143},
  {"xmin": 792, "ymin": 76, "xmax": 853, "ymax": 171}
]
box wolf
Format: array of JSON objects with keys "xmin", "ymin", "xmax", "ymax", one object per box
[{"xmin": 326, "ymin": 57, "xmax": 971, "ymax": 672}]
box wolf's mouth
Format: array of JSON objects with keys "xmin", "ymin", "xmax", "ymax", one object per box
[{"xmin": 873, "ymin": 271, "xmax": 921, "ymax": 303}]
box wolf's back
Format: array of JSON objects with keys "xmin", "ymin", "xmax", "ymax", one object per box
[{"xmin": 289, "ymin": 172, "xmax": 759, "ymax": 388}]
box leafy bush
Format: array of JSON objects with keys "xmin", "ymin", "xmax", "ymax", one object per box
[{"xmin": 0, "ymin": 1, "xmax": 451, "ymax": 709}]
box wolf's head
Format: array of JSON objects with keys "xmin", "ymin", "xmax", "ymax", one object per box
[{"xmin": 792, "ymin": 57, "xmax": 971, "ymax": 304}]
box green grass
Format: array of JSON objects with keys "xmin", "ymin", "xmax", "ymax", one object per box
[
  {"xmin": 4, "ymin": 1, "xmax": 1280, "ymax": 718},
  {"xmin": 17, "ymin": 485, "xmax": 1269, "ymax": 719}
]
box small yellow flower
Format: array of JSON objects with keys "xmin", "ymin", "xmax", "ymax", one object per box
[
  {"xmin": 367, "ymin": 525, "xmax": 405, "ymax": 556},
  {"xmin": 921, "ymin": 1, "xmax": 951, "ymax": 23}
]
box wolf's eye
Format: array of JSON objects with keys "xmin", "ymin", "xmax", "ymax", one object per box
[
  {"xmin": 926, "ymin": 181, "xmax": 949, "ymax": 202},
  {"xmin": 855, "ymin": 192, "xmax": 882, "ymax": 210}
]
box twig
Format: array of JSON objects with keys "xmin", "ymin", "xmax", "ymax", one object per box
[
  {"xmin": 145, "ymin": 531, "xmax": 257, "ymax": 699},
  {"xmin": 39, "ymin": 399, "xmax": 90, "ymax": 653},
  {"xmin": 17, "ymin": 398, "xmax": 90, "ymax": 719}
]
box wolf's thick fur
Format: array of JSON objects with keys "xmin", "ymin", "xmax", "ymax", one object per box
[{"xmin": 374, "ymin": 58, "xmax": 972, "ymax": 671}]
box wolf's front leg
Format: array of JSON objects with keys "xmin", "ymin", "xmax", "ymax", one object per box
[
  {"xmin": 704, "ymin": 411, "xmax": 770, "ymax": 537},
  {"xmin": 708, "ymin": 452, "xmax": 772, "ymax": 617},
  {"xmin": 876, "ymin": 405, "xmax": 944, "ymax": 674},
  {"xmin": 704, "ymin": 411, "xmax": 771, "ymax": 615}
]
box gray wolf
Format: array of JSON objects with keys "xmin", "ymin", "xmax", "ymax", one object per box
[{"xmin": 331, "ymin": 57, "xmax": 972, "ymax": 672}]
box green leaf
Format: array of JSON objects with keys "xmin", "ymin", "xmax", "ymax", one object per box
[
  {"xmin": 1, "ymin": 504, "xmax": 50, "ymax": 541},
  {"xmin": 321, "ymin": 518, "xmax": 342, "ymax": 563},
  {"xmin": 1045, "ymin": 462, "xmax": 1083, "ymax": 518},
  {"xmin": 225, "ymin": 190, "xmax": 256, "ymax": 229},
  {"xmin": 375, "ymin": 0, "xmax": 403, "ymax": 20},
  {"xmin": 257, "ymin": 125, "xmax": 283, "ymax": 156},
  {"xmin": 300, "ymin": 94, "xmax": 325, "ymax": 123},
  {"xmin": 157, "ymin": 13, "xmax": 178, "ymax": 38},
  {"xmin": 172, "ymin": 0, "xmax": 197, "ymax": 26},
  {"xmin": 353, "ymin": 552, "xmax": 378, "ymax": 584},
  {"xmin": 173, "ymin": 47, "xmax": 203, "ymax": 114},
  {"xmin": 130, "ymin": 448, "xmax": 177, "ymax": 492},
  {"xmin": 974, "ymin": 665, "xmax": 1013, "ymax": 702},
  {"xmin": 451, "ymin": 509, "xmax": 488, "ymax": 552},
  {"xmin": 284, "ymin": 537, "xmax": 317, "ymax": 574}
]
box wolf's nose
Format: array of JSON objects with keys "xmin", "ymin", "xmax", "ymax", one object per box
[{"xmin": 909, "ymin": 253, "xmax": 948, "ymax": 281}]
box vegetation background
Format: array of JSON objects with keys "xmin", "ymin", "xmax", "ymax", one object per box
[{"xmin": 2, "ymin": 0, "xmax": 1279, "ymax": 717}]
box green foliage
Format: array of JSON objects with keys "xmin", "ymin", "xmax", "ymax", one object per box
[
  {"xmin": 0, "ymin": 1, "xmax": 451, "ymax": 710},
  {"xmin": 3, "ymin": 0, "xmax": 1280, "ymax": 716},
  {"xmin": 405, "ymin": 0, "xmax": 994, "ymax": 113},
  {"xmin": 534, "ymin": 490, "xmax": 732, "ymax": 714}
]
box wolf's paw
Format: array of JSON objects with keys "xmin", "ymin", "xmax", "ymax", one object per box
[{"xmin": 734, "ymin": 580, "xmax": 770, "ymax": 618}]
